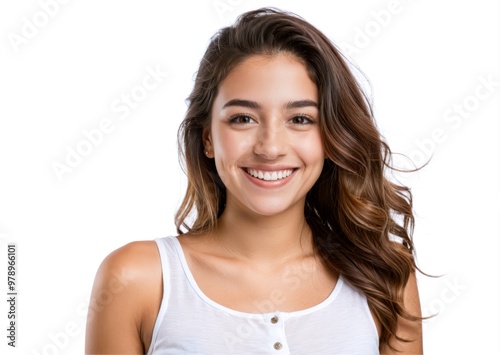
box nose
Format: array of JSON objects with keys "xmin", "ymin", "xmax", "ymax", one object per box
[{"xmin": 253, "ymin": 123, "xmax": 287, "ymax": 160}]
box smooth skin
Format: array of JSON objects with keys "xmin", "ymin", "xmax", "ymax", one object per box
[{"xmin": 86, "ymin": 54, "xmax": 422, "ymax": 354}]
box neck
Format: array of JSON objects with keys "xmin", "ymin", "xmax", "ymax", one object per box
[{"xmin": 214, "ymin": 201, "xmax": 314, "ymax": 265}]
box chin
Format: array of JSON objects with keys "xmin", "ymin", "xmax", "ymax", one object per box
[{"xmin": 244, "ymin": 198, "xmax": 301, "ymax": 217}]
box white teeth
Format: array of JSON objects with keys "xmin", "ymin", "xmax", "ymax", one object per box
[{"xmin": 247, "ymin": 169, "xmax": 293, "ymax": 181}]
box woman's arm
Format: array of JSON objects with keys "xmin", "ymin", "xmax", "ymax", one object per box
[
  {"xmin": 85, "ymin": 241, "xmax": 162, "ymax": 355},
  {"xmin": 380, "ymin": 272, "xmax": 423, "ymax": 354}
]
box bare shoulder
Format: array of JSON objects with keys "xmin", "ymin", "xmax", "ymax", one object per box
[
  {"xmin": 101, "ymin": 240, "xmax": 160, "ymax": 276},
  {"xmin": 85, "ymin": 241, "xmax": 162, "ymax": 354},
  {"xmin": 92, "ymin": 241, "xmax": 161, "ymax": 300}
]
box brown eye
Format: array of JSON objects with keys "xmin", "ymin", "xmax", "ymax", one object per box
[
  {"xmin": 230, "ymin": 115, "xmax": 255, "ymax": 124},
  {"xmin": 290, "ymin": 115, "xmax": 313, "ymax": 125}
]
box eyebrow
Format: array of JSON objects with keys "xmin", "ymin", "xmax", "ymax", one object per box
[
  {"xmin": 284, "ymin": 100, "xmax": 318, "ymax": 109},
  {"xmin": 222, "ymin": 99, "xmax": 318, "ymax": 110},
  {"xmin": 222, "ymin": 99, "xmax": 261, "ymax": 109}
]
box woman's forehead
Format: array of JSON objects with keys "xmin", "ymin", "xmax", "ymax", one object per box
[{"xmin": 213, "ymin": 54, "xmax": 318, "ymax": 112}]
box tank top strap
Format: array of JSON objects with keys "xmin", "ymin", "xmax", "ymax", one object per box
[{"xmin": 147, "ymin": 236, "xmax": 178, "ymax": 353}]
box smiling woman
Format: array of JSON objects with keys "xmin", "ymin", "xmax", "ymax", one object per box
[
  {"xmin": 86, "ymin": 8, "xmax": 423, "ymax": 355},
  {"xmin": 206, "ymin": 54, "xmax": 324, "ymax": 217}
]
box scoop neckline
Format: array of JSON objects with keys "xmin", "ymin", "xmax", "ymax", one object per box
[{"xmin": 171, "ymin": 235, "xmax": 343, "ymax": 319}]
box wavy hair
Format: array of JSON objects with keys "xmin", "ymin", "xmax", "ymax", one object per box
[{"xmin": 176, "ymin": 7, "xmax": 421, "ymax": 350}]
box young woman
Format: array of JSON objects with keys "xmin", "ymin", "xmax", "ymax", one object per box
[{"xmin": 86, "ymin": 8, "xmax": 423, "ymax": 354}]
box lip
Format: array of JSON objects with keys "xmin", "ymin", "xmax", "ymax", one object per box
[
  {"xmin": 241, "ymin": 166, "xmax": 297, "ymax": 188},
  {"xmin": 243, "ymin": 164, "xmax": 297, "ymax": 171}
]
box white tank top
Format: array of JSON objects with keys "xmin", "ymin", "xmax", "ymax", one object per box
[{"xmin": 147, "ymin": 236, "xmax": 379, "ymax": 354}]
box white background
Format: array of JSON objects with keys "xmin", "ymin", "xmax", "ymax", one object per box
[{"xmin": 0, "ymin": 0, "xmax": 498, "ymax": 354}]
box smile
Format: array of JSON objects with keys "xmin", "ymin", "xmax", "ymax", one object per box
[{"xmin": 245, "ymin": 168, "xmax": 294, "ymax": 181}]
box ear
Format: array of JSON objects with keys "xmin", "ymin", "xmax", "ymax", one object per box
[{"xmin": 202, "ymin": 128, "xmax": 213, "ymax": 158}]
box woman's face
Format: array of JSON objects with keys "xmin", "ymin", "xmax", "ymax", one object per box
[{"xmin": 206, "ymin": 54, "xmax": 324, "ymax": 217}]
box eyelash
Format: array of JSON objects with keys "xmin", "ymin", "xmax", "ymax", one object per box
[
  {"xmin": 228, "ymin": 114, "xmax": 255, "ymax": 124},
  {"xmin": 228, "ymin": 114, "xmax": 316, "ymax": 125},
  {"xmin": 289, "ymin": 114, "xmax": 315, "ymax": 125}
]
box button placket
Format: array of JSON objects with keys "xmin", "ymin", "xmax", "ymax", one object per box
[{"xmin": 268, "ymin": 313, "xmax": 288, "ymax": 352}]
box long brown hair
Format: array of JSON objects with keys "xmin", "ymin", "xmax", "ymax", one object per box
[{"xmin": 176, "ymin": 7, "xmax": 420, "ymax": 350}]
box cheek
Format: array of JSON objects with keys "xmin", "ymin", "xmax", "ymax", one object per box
[
  {"xmin": 213, "ymin": 132, "xmax": 253, "ymax": 186},
  {"xmin": 295, "ymin": 131, "xmax": 325, "ymax": 163},
  {"xmin": 213, "ymin": 129, "xmax": 254, "ymax": 160}
]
